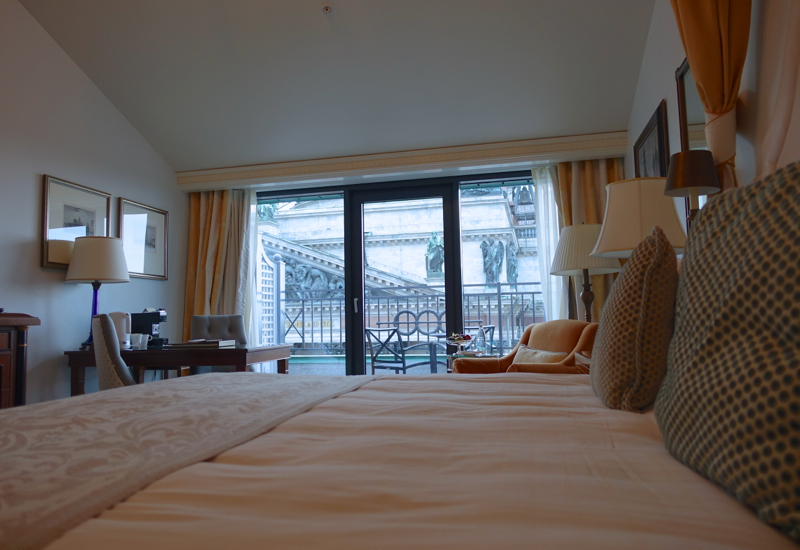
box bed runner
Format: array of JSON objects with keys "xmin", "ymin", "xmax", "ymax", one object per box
[{"xmin": 0, "ymin": 373, "xmax": 375, "ymax": 550}]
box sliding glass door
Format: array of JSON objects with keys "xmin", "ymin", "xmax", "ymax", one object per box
[{"xmin": 346, "ymin": 184, "xmax": 462, "ymax": 375}]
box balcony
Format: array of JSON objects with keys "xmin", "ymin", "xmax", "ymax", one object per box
[{"xmin": 259, "ymin": 282, "xmax": 545, "ymax": 374}]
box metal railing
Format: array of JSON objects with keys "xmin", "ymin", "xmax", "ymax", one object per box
[{"xmin": 269, "ymin": 282, "xmax": 544, "ymax": 357}]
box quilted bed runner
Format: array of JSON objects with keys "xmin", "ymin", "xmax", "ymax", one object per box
[{"xmin": 0, "ymin": 373, "xmax": 375, "ymax": 550}]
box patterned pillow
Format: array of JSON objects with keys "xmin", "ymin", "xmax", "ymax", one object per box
[
  {"xmin": 511, "ymin": 345, "xmax": 568, "ymax": 365},
  {"xmin": 655, "ymin": 161, "xmax": 800, "ymax": 542},
  {"xmin": 591, "ymin": 226, "xmax": 678, "ymax": 412}
]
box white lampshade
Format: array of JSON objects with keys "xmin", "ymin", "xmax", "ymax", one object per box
[
  {"xmin": 65, "ymin": 237, "xmax": 130, "ymax": 284},
  {"xmin": 551, "ymin": 224, "xmax": 622, "ymax": 276},
  {"xmin": 591, "ymin": 177, "xmax": 687, "ymax": 258}
]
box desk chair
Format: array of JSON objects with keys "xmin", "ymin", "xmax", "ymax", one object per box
[
  {"xmin": 190, "ymin": 314, "xmax": 247, "ymax": 373},
  {"xmin": 92, "ymin": 314, "xmax": 137, "ymax": 390}
]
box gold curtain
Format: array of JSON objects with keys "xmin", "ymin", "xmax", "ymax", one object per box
[
  {"xmin": 670, "ymin": 0, "xmax": 752, "ymax": 191},
  {"xmin": 182, "ymin": 190, "xmax": 250, "ymax": 341},
  {"xmin": 555, "ymin": 158, "xmax": 624, "ymax": 322}
]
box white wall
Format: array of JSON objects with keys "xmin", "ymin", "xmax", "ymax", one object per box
[
  {"xmin": 624, "ymin": 0, "xmax": 686, "ymax": 180},
  {"xmin": 626, "ymin": 0, "xmax": 800, "ymax": 185},
  {"xmin": 0, "ymin": 0, "xmax": 188, "ymax": 403}
]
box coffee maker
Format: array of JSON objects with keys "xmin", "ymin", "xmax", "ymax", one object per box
[{"xmin": 130, "ymin": 308, "xmax": 168, "ymax": 347}]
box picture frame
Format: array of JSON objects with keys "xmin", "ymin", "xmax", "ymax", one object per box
[
  {"xmin": 41, "ymin": 175, "xmax": 111, "ymax": 269},
  {"xmin": 634, "ymin": 99, "xmax": 670, "ymax": 178},
  {"xmin": 119, "ymin": 198, "xmax": 168, "ymax": 280}
]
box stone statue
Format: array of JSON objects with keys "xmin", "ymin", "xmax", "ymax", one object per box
[
  {"xmin": 284, "ymin": 259, "xmax": 312, "ymax": 299},
  {"xmin": 481, "ymin": 238, "xmax": 505, "ymax": 284},
  {"xmin": 328, "ymin": 275, "xmax": 345, "ymax": 298},
  {"xmin": 308, "ymin": 268, "xmax": 329, "ymax": 297},
  {"xmin": 257, "ymin": 204, "xmax": 275, "ymax": 222},
  {"xmin": 493, "ymin": 240, "xmax": 505, "ymax": 282},
  {"xmin": 283, "ymin": 257, "xmax": 344, "ymax": 299},
  {"xmin": 506, "ymin": 242, "xmax": 518, "ymax": 284},
  {"xmin": 426, "ymin": 231, "xmax": 445, "ymax": 273}
]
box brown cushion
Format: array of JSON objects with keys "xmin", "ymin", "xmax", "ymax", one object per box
[
  {"xmin": 590, "ymin": 226, "xmax": 678, "ymax": 412},
  {"xmin": 655, "ymin": 161, "xmax": 800, "ymax": 542},
  {"xmin": 512, "ymin": 345, "xmax": 567, "ymax": 365}
]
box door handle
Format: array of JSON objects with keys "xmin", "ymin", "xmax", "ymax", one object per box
[{"xmin": 353, "ymin": 298, "xmax": 359, "ymax": 314}]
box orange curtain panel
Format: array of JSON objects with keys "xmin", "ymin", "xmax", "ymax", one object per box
[
  {"xmin": 182, "ymin": 190, "xmax": 250, "ymax": 341},
  {"xmin": 670, "ymin": 0, "xmax": 752, "ymax": 191},
  {"xmin": 554, "ymin": 158, "xmax": 624, "ymax": 322}
]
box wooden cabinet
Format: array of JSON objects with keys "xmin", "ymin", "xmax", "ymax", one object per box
[{"xmin": 0, "ymin": 312, "xmax": 41, "ymax": 408}]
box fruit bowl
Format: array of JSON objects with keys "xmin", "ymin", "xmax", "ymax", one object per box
[{"xmin": 446, "ymin": 333, "xmax": 472, "ymax": 353}]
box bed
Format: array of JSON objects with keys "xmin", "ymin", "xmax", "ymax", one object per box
[
  {"xmin": 3, "ymin": 164, "xmax": 799, "ymax": 549},
  {"xmin": 1, "ymin": 371, "xmax": 796, "ymax": 549}
]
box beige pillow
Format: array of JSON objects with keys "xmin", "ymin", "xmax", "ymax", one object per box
[
  {"xmin": 656, "ymin": 160, "xmax": 800, "ymax": 542},
  {"xmin": 512, "ymin": 345, "xmax": 567, "ymax": 365},
  {"xmin": 590, "ymin": 226, "xmax": 678, "ymax": 412}
]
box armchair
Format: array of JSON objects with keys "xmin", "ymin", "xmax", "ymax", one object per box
[{"xmin": 451, "ymin": 320, "xmax": 598, "ymax": 374}]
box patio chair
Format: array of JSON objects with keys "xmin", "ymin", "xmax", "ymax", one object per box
[{"xmin": 365, "ymin": 327, "xmax": 443, "ymax": 374}]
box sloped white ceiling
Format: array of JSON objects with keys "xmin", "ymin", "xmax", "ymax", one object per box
[{"xmin": 20, "ymin": 0, "xmax": 655, "ymax": 172}]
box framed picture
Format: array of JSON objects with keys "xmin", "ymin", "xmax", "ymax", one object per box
[
  {"xmin": 119, "ymin": 198, "xmax": 168, "ymax": 280},
  {"xmin": 41, "ymin": 175, "xmax": 111, "ymax": 268},
  {"xmin": 634, "ymin": 99, "xmax": 670, "ymax": 178}
]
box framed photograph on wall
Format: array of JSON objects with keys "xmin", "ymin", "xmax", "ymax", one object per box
[
  {"xmin": 119, "ymin": 198, "xmax": 168, "ymax": 280},
  {"xmin": 41, "ymin": 175, "xmax": 111, "ymax": 268},
  {"xmin": 634, "ymin": 99, "xmax": 670, "ymax": 178}
]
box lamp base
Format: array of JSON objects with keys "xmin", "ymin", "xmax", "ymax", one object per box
[
  {"xmin": 580, "ymin": 268, "xmax": 594, "ymax": 323},
  {"xmin": 687, "ymin": 207, "xmax": 701, "ymax": 227},
  {"xmin": 79, "ymin": 334, "xmax": 94, "ymax": 351},
  {"xmin": 80, "ymin": 281, "xmax": 101, "ymax": 350}
]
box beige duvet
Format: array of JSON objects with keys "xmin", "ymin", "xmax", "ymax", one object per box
[{"xmin": 40, "ymin": 374, "xmax": 796, "ymax": 549}]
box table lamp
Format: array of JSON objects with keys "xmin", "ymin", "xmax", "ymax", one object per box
[
  {"xmin": 550, "ymin": 224, "xmax": 621, "ymax": 322},
  {"xmin": 591, "ymin": 177, "xmax": 687, "ymax": 258},
  {"xmin": 664, "ymin": 150, "xmax": 721, "ymax": 228},
  {"xmin": 66, "ymin": 236, "xmax": 130, "ymax": 349}
]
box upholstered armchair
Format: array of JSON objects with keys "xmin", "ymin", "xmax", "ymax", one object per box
[
  {"xmin": 92, "ymin": 314, "xmax": 137, "ymax": 390},
  {"xmin": 190, "ymin": 315, "xmax": 247, "ymax": 346},
  {"xmin": 452, "ymin": 320, "xmax": 598, "ymax": 374}
]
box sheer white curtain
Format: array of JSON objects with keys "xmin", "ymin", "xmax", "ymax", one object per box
[
  {"xmin": 533, "ymin": 167, "xmax": 567, "ymax": 321},
  {"xmin": 242, "ymin": 190, "xmax": 259, "ymax": 349}
]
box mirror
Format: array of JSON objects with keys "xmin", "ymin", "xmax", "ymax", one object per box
[
  {"xmin": 676, "ymin": 58, "xmax": 709, "ymax": 214},
  {"xmin": 676, "ymin": 58, "xmax": 707, "ymax": 151}
]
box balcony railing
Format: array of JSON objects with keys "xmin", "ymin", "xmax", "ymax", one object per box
[{"xmin": 262, "ymin": 282, "xmax": 544, "ymax": 358}]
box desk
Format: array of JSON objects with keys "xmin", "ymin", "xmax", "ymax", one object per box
[{"xmin": 65, "ymin": 344, "xmax": 293, "ymax": 397}]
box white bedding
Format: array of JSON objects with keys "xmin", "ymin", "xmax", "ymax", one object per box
[
  {"xmin": 0, "ymin": 373, "xmax": 374, "ymax": 550},
  {"xmin": 44, "ymin": 374, "xmax": 797, "ymax": 549}
]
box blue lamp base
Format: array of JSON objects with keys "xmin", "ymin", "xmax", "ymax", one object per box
[{"xmin": 80, "ymin": 281, "xmax": 102, "ymax": 350}]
